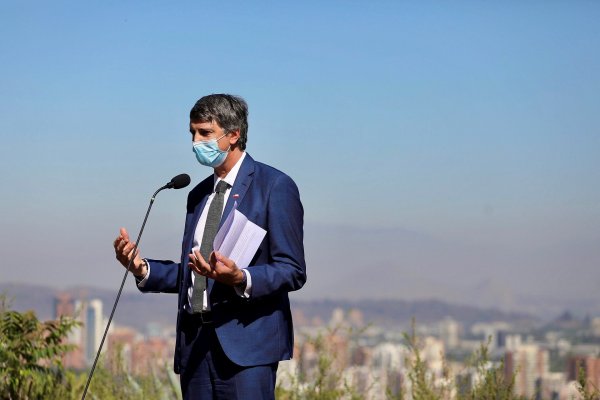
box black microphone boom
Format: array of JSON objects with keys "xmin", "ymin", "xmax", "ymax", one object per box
[{"xmin": 81, "ymin": 173, "xmax": 189, "ymax": 400}]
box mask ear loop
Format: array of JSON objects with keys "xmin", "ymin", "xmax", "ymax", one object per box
[{"xmin": 218, "ymin": 132, "xmax": 234, "ymax": 153}]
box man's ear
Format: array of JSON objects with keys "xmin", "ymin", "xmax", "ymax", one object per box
[{"xmin": 228, "ymin": 130, "xmax": 241, "ymax": 146}]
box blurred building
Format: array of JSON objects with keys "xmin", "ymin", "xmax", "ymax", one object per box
[
  {"xmin": 439, "ymin": 317, "xmax": 460, "ymax": 350},
  {"xmin": 567, "ymin": 356, "xmax": 600, "ymax": 398},
  {"xmin": 276, "ymin": 359, "xmax": 298, "ymax": 392},
  {"xmin": 343, "ymin": 365, "xmax": 388, "ymax": 400},
  {"xmin": 591, "ymin": 317, "xmax": 600, "ymax": 337},
  {"xmin": 422, "ymin": 336, "xmax": 446, "ymax": 379},
  {"xmin": 504, "ymin": 343, "xmax": 549, "ymax": 398},
  {"xmin": 537, "ymin": 372, "xmax": 564, "ymax": 400},
  {"xmin": 54, "ymin": 292, "xmax": 74, "ymax": 317},
  {"xmin": 371, "ymin": 342, "xmax": 406, "ymax": 398},
  {"xmin": 471, "ymin": 321, "xmax": 511, "ymax": 352},
  {"xmin": 348, "ymin": 308, "xmax": 364, "ymax": 328},
  {"xmin": 53, "ymin": 293, "xmax": 86, "ymax": 369},
  {"xmin": 132, "ymin": 336, "xmax": 173, "ymax": 375},
  {"xmin": 371, "ymin": 342, "xmax": 405, "ymax": 371},
  {"xmin": 85, "ymin": 299, "xmax": 104, "ymax": 365},
  {"xmin": 106, "ymin": 326, "xmax": 175, "ymax": 376},
  {"xmin": 107, "ymin": 326, "xmax": 136, "ymax": 371}
]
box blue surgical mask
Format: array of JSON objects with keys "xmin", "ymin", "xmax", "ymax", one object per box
[{"xmin": 192, "ymin": 134, "xmax": 229, "ymax": 167}]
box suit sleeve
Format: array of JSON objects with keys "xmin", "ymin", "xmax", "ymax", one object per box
[
  {"xmin": 247, "ymin": 174, "xmax": 307, "ymax": 299},
  {"xmin": 137, "ymin": 259, "xmax": 180, "ymax": 294}
]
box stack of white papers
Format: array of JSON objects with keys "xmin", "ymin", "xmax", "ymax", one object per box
[{"xmin": 213, "ymin": 205, "xmax": 267, "ymax": 269}]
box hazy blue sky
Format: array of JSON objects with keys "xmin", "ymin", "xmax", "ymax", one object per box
[{"xmin": 1, "ymin": 1, "xmax": 599, "ymax": 317}]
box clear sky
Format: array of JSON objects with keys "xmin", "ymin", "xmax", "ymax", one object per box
[{"xmin": 1, "ymin": 1, "xmax": 599, "ymax": 317}]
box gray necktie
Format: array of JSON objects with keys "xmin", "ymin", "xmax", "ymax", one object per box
[{"xmin": 191, "ymin": 180, "xmax": 230, "ymax": 313}]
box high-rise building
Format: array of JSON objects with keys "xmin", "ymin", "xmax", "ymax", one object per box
[
  {"xmin": 439, "ymin": 316, "xmax": 460, "ymax": 349},
  {"xmin": 54, "ymin": 292, "xmax": 74, "ymax": 319},
  {"xmin": 567, "ymin": 356, "xmax": 600, "ymax": 397},
  {"xmin": 504, "ymin": 343, "xmax": 549, "ymax": 398},
  {"xmin": 591, "ymin": 318, "xmax": 600, "ymax": 337},
  {"xmin": 537, "ymin": 372, "xmax": 564, "ymax": 400},
  {"xmin": 371, "ymin": 342, "xmax": 405, "ymax": 371},
  {"xmin": 53, "ymin": 293, "xmax": 86, "ymax": 369},
  {"xmin": 471, "ymin": 321, "xmax": 511, "ymax": 352},
  {"xmin": 85, "ymin": 299, "xmax": 103, "ymax": 365}
]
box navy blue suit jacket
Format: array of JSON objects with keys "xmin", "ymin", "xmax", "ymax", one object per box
[{"xmin": 139, "ymin": 154, "xmax": 306, "ymax": 372}]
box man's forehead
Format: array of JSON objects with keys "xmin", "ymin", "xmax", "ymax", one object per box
[{"xmin": 190, "ymin": 119, "xmax": 220, "ymax": 129}]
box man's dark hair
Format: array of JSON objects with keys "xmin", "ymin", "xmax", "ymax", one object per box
[{"xmin": 189, "ymin": 94, "xmax": 248, "ymax": 150}]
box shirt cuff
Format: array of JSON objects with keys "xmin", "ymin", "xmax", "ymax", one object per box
[
  {"xmin": 135, "ymin": 260, "xmax": 150, "ymax": 288},
  {"xmin": 234, "ymin": 269, "xmax": 252, "ymax": 298}
]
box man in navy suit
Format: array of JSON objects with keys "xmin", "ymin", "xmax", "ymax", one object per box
[{"xmin": 113, "ymin": 94, "xmax": 307, "ymax": 399}]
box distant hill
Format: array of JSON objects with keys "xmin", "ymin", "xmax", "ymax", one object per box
[
  {"xmin": 0, "ymin": 282, "xmax": 538, "ymax": 334},
  {"xmin": 0, "ymin": 282, "xmax": 178, "ymax": 335},
  {"xmin": 291, "ymin": 298, "xmax": 538, "ymax": 330}
]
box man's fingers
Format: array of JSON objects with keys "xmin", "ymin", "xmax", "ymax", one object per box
[
  {"xmin": 115, "ymin": 228, "xmax": 130, "ymax": 250},
  {"xmin": 122, "ymin": 242, "xmax": 133, "ymax": 256},
  {"xmin": 127, "ymin": 247, "xmax": 138, "ymax": 261},
  {"xmin": 188, "ymin": 263, "xmax": 198, "ymax": 273},
  {"xmin": 116, "ymin": 237, "xmax": 129, "ymax": 253},
  {"xmin": 115, "ymin": 240, "xmax": 126, "ymax": 257},
  {"xmin": 194, "ymin": 250, "xmax": 211, "ymax": 269},
  {"xmin": 189, "ymin": 250, "xmax": 211, "ymax": 274},
  {"xmin": 120, "ymin": 227, "xmax": 129, "ymax": 241},
  {"xmin": 214, "ymin": 251, "xmax": 236, "ymax": 269},
  {"xmin": 113, "ymin": 229, "xmax": 142, "ymax": 269},
  {"xmin": 188, "ymin": 262, "xmax": 213, "ymax": 278},
  {"xmin": 188, "ymin": 251, "xmax": 238, "ymax": 285}
]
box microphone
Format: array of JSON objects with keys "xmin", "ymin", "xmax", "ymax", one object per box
[
  {"xmin": 152, "ymin": 174, "xmax": 191, "ymax": 200},
  {"xmin": 165, "ymin": 173, "xmax": 191, "ymax": 190},
  {"xmin": 81, "ymin": 173, "xmax": 189, "ymax": 400}
]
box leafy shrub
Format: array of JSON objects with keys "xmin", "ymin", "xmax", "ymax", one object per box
[
  {"xmin": 0, "ymin": 295, "xmax": 78, "ymax": 399},
  {"xmin": 0, "ymin": 295, "xmax": 179, "ymax": 400}
]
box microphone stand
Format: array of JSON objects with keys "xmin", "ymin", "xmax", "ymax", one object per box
[{"xmin": 81, "ymin": 184, "xmax": 169, "ymax": 400}]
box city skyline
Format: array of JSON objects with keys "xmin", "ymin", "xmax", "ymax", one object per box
[
  {"xmin": 0, "ymin": 2, "xmax": 599, "ymax": 316},
  {"xmin": 44, "ymin": 291, "xmax": 600, "ymax": 399}
]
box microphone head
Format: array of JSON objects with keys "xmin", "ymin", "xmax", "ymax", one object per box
[{"xmin": 168, "ymin": 174, "xmax": 191, "ymax": 189}]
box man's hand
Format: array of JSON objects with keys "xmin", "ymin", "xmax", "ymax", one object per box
[
  {"xmin": 188, "ymin": 249, "xmax": 244, "ymax": 287},
  {"xmin": 113, "ymin": 227, "xmax": 147, "ymax": 277}
]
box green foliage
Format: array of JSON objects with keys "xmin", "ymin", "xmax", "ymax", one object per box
[
  {"xmin": 3, "ymin": 295, "xmax": 595, "ymax": 400},
  {"xmin": 0, "ymin": 294, "xmax": 180, "ymax": 400},
  {"xmin": 277, "ymin": 329, "xmax": 348, "ymax": 400},
  {"xmin": 403, "ymin": 320, "xmax": 452, "ymax": 400},
  {"xmin": 457, "ymin": 340, "xmax": 520, "ymax": 400},
  {"xmin": 0, "ymin": 294, "xmax": 79, "ymax": 399},
  {"xmin": 81, "ymin": 344, "xmax": 180, "ymax": 400},
  {"xmin": 278, "ymin": 318, "xmax": 534, "ymax": 400},
  {"xmin": 577, "ymin": 364, "xmax": 600, "ymax": 400}
]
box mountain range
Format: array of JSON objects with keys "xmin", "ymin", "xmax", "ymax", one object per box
[{"xmin": 1, "ymin": 282, "xmax": 540, "ymax": 335}]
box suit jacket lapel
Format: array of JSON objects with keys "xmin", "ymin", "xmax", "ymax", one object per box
[
  {"xmin": 220, "ymin": 154, "xmax": 255, "ymax": 229},
  {"xmin": 186, "ymin": 192, "xmax": 211, "ymax": 254}
]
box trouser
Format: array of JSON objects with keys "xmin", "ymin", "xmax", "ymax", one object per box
[{"xmin": 179, "ymin": 312, "xmax": 278, "ymax": 400}]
